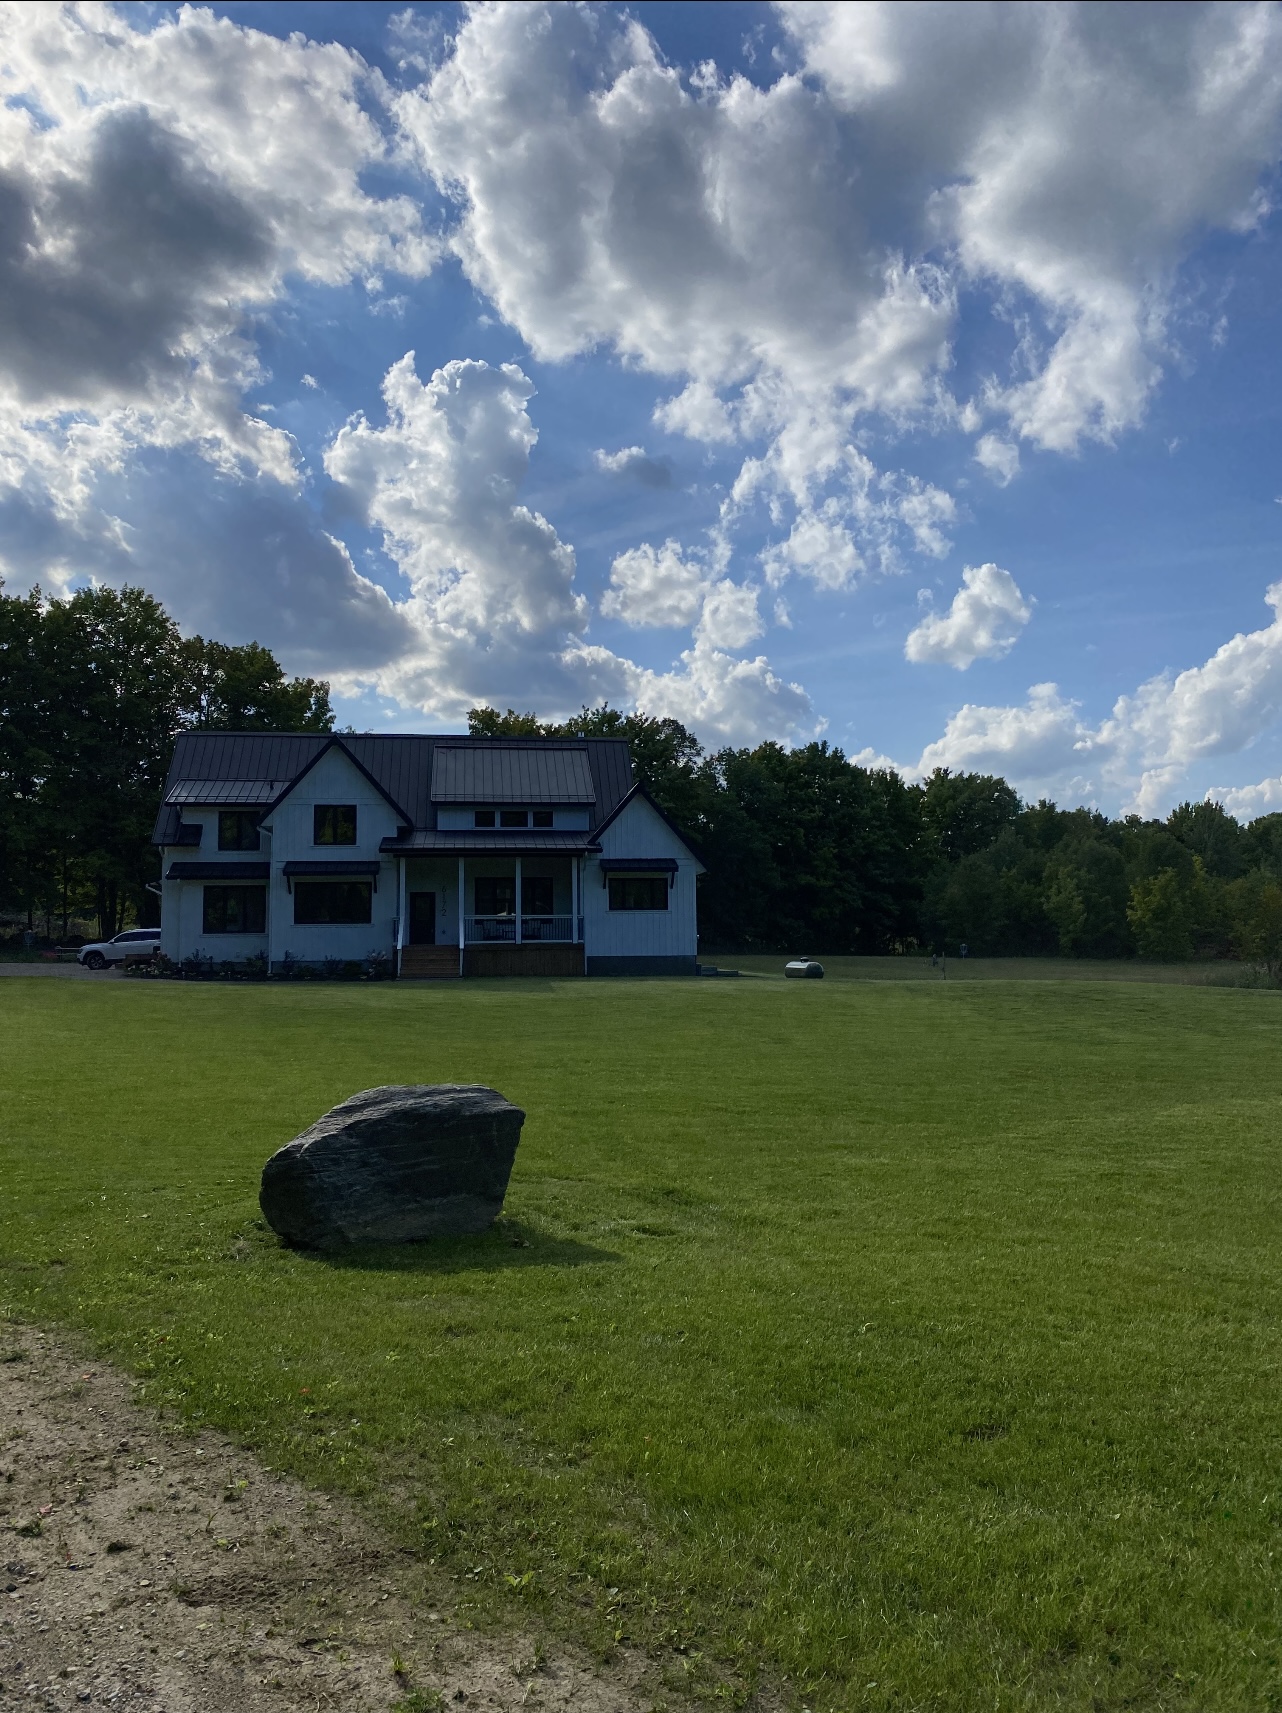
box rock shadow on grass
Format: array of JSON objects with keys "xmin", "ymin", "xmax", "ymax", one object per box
[{"xmin": 284, "ymin": 1217, "xmax": 620, "ymax": 1275}]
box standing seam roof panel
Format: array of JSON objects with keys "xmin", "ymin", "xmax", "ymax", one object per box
[{"xmin": 430, "ymin": 746, "xmax": 597, "ymax": 804}]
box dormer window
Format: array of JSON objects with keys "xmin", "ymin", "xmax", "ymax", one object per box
[
  {"xmin": 474, "ymin": 809, "xmax": 496, "ymax": 828},
  {"xmin": 314, "ymin": 804, "xmax": 356, "ymax": 845},
  {"xmin": 500, "ymin": 809, "xmax": 528, "ymax": 828}
]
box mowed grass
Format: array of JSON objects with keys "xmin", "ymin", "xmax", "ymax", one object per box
[
  {"xmin": 724, "ymin": 954, "xmax": 1237, "ymax": 984},
  {"xmin": 2, "ymin": 977, "xmax": 1280, "ymax": 1712}
]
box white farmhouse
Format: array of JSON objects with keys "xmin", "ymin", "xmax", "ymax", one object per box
[{"xmin": 154, "ymin": 733, "xmax": 703, "ymax": 977}]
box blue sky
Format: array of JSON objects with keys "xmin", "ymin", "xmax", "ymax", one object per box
[{"xmin": 3, "ymin": 1, "xmax": 1282, "ymax": 816}]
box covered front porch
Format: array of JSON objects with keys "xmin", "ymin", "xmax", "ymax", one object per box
[{"xmin": 389, "ymin": 847, "xmax": 588, "ymax": 977}]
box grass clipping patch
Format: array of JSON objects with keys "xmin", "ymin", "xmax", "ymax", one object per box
[{"xmin": 2, "ymin": 974, "xmax": 1281, "ymax": 1711}]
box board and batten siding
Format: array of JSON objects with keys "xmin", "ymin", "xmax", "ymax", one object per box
[
  {"xmin": 582, "ymin": 794, "xmax": 699, "ymax": 964},
  {"xmin": 258, "ymin": 746, "xmax": 401, "ymax": 965},
  {"xmin": 160, "ymin": 815, "xmax": 271, "ymax": 964}
]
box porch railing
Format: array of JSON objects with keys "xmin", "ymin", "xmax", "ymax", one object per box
[{"xmin": 463, "ymin": 914, "xmax": 581, "ymax": 944}]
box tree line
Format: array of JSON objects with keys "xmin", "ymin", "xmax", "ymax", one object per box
[
  {"xmin": 4, "ymin": 582, "xmax": 1281, "ymax": 964},
  {"xmin": 0, "ymin": 583, "xmax": 332, "ymax": 938},
  {"xmin": 470, "ymin": 706, "xmax": 1282, "ymax": 968}
]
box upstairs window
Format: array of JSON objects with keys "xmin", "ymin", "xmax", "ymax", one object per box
[
  {"xmin": 314, "ymin": 804, "xmax": 357, "ymax": 845},
  {"xmin": 532, "ymin": 810, "xmax": 554, "ymax": 828},
  {"xmin": 500, "ymin": 809, "xmax": 528, "ymax": 828},
  {"xmin": 218, "ymin": 810, "xmax": 260, "ymax": 851},
  {"xmin": 474, "ymin": 809, "xmax": 496, "ymax": 828},
  {"xmin": 609, "ymin": 876, "xmax": 668, "ymax": 911}
]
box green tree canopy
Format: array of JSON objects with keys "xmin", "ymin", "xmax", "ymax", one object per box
[{"xmin": 0, "ymin": 582, "xmax": 332, "ymax": 936}]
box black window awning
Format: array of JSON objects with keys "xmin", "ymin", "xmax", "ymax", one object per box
[
  {"xmin": 597, "ymin": 858, "xmax": 679, "ymax": 872},
  {"xmin": 596, "ymin": 856, "xmax": 679, "ymax": 888},
  {"xmin": 282, "ymin": 859, "xmax": 381, "ymax": 893},
  {"xmin": 282, "ymin": 861, "xmax": 382, "ymax": 877},
  {"xmin": 165, "ymin": 862, "xmax": 268, "ymax": 881}
]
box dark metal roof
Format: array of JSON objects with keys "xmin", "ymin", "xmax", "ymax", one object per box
[
  {"xmin": 283, "ymin": 861, "xmax": 382, "ymax": 877},
  {"xmin": 597, "ymin": 857, "xmax": 679, "ymax": 871},
  {"xmin": 380, "ymin": 831, "xmax": 598, "ymax": 856},
  {"xmin": 154, "ymin": 733, "xmax": 635, "ymax": 845},
  {"xmin": 165, "ymin": 779, "xmax": 288, "ymax": 805},
  {"xmin": 155, "ymin": 805, "xmax": 203, "ymax": 846},
  {"xmin": 431, "ymin": 745, "xmax": 595, "ymax": 804},
  {"xmin": 165, "ymin": 861, "xmax": 269, "ymax": 880}
]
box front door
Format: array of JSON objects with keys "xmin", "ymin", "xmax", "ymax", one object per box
[{"xmin": 409, "ymin": 892, "xmax": 436, "ymax": 945}]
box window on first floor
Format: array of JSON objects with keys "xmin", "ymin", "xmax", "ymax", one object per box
[
  {"xmin": 522, "ymin": 875, "xmax": 554, "ymax": 915},
  {"xmin": 293, "ymin": 880, "xmax": 372, "ymax": 924},
  {"xmin": 314, "ymin": 804, "xmax": 357, "ymax": 845},
  {"xmin": 203, "ymin": 885, "xmax": 267, "ymax": 934},
  {"xmin": 608, "ymin": 876, "xmax": 669, "ymax": 911},
  {"xmin": 218, "ymin": 810, "xmax": 260, "ymax": 851},
  {"xmin": 474, "ymin": 875, "xmax": 515, "ymax": 916}
]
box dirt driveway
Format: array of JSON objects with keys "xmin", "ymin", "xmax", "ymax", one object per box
[{"xmin": 0, "ymin": 1325, "xmax": 652, "ymax": 1713}]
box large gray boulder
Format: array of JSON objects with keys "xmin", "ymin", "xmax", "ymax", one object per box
[{"xmin": 259, "ymin": 1084, "xmax": 525, "ymax": 1249}]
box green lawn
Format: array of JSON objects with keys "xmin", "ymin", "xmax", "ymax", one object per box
[
  {"xmin": 720, "ymin": 953, "xmax": 1241, "ymax": 984},
  {"xmin": 2, "ymin": 976, "xmax": 1280, "ymax": 1711}
]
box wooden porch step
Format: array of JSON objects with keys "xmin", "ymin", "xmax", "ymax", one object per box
[{"xmin": 398, "ymin": 945, "xmax": 460, "ymax": 979}]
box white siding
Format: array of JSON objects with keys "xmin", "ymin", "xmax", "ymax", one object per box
[
  {"xmin": 258, "ymin": 747, "xmax": 401, "ymax": 965},
  {"xmin": 160, "ymin": 820, "xmax": 271, "ymax": 963},
  {"xmin": 582, "ymin": 796, "xmax": 699, "ymax": 960}
]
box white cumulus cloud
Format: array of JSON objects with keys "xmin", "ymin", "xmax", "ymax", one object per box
[
  {"xmin": 696, "ymin": 579, "xmax": 764, "ymax": 651},
  {"xmin": 890, "ymin": 582, "xmax": 1282, "ymax": 813},
  {"xmin": 905, "ymin": 563, "xmax": 1033, "ymax": 669},
  {"xmin": 782, "ymin": 0, "xmax": 1282, "ymax": 451},
  {"xmin": 601, "ymin": 539, "xmax": 707, "ymax": 629},
  {"xmin": 913, "ymin": 682, "xmax": 1098, "ymax": 793},
  {"xmin": 974, "ymin": 434, "xmax": 1020, "ymax": 486},
  {"xmin": 1206, "ymin": 777, "xmax": 1282, "ymax": 821},
  {"xmin": 397, "ymin": 0, "xmax": 1282, "ymax": 593},
  {"xmin": 593, "ymin": 445, "xmax": 672, "ymax": 487},
  {"xmin": 0, "ymin": 3, "xmax": 433, "ymax": 487},
  {"xmin": 324, "ymin": 354, "xmax": 812, "ymax": 744},
  {"xmin": 1103, "ymin": 580, "xmax": 1282, "ymax": 815}
]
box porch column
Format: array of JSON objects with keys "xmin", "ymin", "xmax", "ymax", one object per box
[
  {"xmin": 571, "ymin": 855, "xmax": 579, "ymax": 939},
  {"xmin": 457, "ymin": 856, "xmax": 465, "ymax": 976},
  {"xmin": 515, "ymin": 855, "xmax": 522, "ymax": 945},
  {"xmin": 396, "ymin": 857, "xmax": 407, "ymax": 972}
]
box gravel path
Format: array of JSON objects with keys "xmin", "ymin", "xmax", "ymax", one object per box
[{"xmin": 0, "ymin": 1324, "xmax": 652, "ymax": 1713}]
